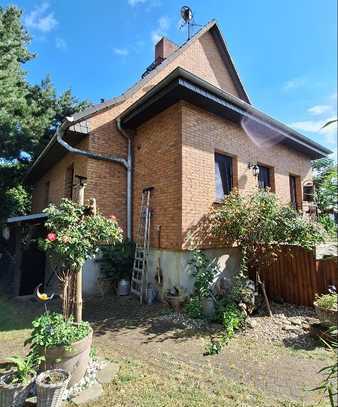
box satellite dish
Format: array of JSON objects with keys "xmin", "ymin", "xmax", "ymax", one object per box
[{"xmin": 181, "ymin": 6, "xmax": 193, "ymax": 23}]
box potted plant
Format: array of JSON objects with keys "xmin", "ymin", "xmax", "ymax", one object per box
[
  {"xmin": 36, "ymin": 199, "xmax": 122, "ymax": 385},
  {"xmin": 36, "ymin": 369, "xmax": 70, "ymax": 407},
  {"xmin": 166, "ymin": 287, "xmax": 187, "ymax": 312},
  {"xmin": 0, "ymin": 354, "xmax": 41, "ymax": 407},
  {"xmin": 314, "ymin": 293, "xmax": 338, "ymax": 327},
  {"xmin": 26, "ymin": 312, "xmax": 91, "ymax": 388}
]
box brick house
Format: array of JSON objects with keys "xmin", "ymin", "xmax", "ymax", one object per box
[{"xmin": 20, "ymin": 20, "xmax": 330, "ymax": 295}]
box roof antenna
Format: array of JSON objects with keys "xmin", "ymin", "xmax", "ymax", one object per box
[{"xmin": 180, "ymin": 6, "xmax": 201, "ymax": 41}]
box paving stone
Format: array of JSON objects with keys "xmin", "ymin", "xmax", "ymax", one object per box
[
  {"xmin": 71, "ymin": 383, "xmax": 103, "ymax": 405},
  {"xmin": 96, "ymin": 362, "xmax": 120, "ymax": 384}
]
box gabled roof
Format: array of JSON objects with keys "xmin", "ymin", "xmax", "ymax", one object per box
[
  {"xmin": 68, "ymin": 20, "xmax": 250, "ymax": 125},
  {"xmin": 119, "ymin": 67, "xmax": 331, "ymax": 160}
]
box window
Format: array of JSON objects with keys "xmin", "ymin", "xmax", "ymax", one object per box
[
  {"xmin": 258, "ymin": 164, "xmax": 270, "ymax": 189},
  {"xmin": 215, "ymin": 153, "xmax": 233, "ymax": 200},
  {"xmin": 289, "ymin": 175, "xmax": 297, "ymax": 209},
  {"xmin": 289, "ymin": 174, "xmax": 301, "ymax": 209},
  {"xmin": 65, "ymin": 164, "xmax": 74, "ymax": 200}
]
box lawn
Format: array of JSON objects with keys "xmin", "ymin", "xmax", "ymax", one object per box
[{"xmin": 0, "ymin": 295, "xmax": 333, "ymax": 406}]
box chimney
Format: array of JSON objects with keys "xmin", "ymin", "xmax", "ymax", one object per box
[{"xmin": 155, "ymin": 37, "xmax": 178, "ymax": 63}]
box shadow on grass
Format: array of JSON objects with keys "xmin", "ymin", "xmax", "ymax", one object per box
[
  {"xmin": 0, "ymin": 295, "xmax": 61, "ymax": 332},
  {"xmin": 85, "ymin": 296, "xmax": 210, "ymax": 343}
]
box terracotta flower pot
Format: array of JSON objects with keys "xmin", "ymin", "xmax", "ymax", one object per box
[
  {"xmin": 36, "ymin": 369, "xmax": 70, "ymax": 407},
  {"xmin": 167, "ymin": 295, "xmax": 185, "ymax": 312},
  {"xmin": 0, "ymin": 372, "xmax": 35, "ymax": 407},
  {"xmin": 43, "ymin": 328, "xmax": 93, "ymax": 387},
  {"xmin": 314, "ymin": 303, "xmax": 337, "ymax": 327}
]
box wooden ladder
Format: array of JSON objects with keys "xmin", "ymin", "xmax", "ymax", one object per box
[{"xmin": 131, "ymin": 187, "xmax": 153, "ymax": 303}]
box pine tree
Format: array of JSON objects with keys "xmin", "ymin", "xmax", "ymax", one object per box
[{"xmin": 0, "ymin": 6, "xmax": 90, "ymax": 220}]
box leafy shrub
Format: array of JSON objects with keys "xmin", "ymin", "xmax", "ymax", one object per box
[
  {"xmin": 25, "ymin": 312, "xmax": 91, "ymax": 352},
  {"xmin": 315, "ymin": 293, "xmax": 338, "ymax": 310},
  {"xmin": 99, "ymin": 239, "xmax": 135, "ymax": 282},
  {"xmin": 5, "ymin": 353, "xmax": 43, "ymax": 384},
  {"xmin": 40, "ymin": 199, "xmax": 123, "ymax": 270},
  {"xmin": 184, "ymin": 297, "xmax": 203, "ymax": 319},
  {"xmin": 188, "ymin": 250, "xmax": 219, "ymax": 298},
  {"xmin": 220, "ymin": 303, "xmax": 245, "ymax": 341}
]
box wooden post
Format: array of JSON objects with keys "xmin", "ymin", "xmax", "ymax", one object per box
[{"xmin": 75, "ymin": 180, "xmax": 86, "ymax": 322}]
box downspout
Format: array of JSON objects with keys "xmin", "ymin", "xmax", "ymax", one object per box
[
  {"xmin": 116, "ymin": 118, "xmax": 133, "ymax": 240},
  {"xmin": 56, "ymin": 116, "xmax": 132, "ymax": 239}
]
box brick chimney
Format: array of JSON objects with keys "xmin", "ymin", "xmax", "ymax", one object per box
[{"xmin": 155, "ymin": 37, "xmax": 178, "ymax": 63}]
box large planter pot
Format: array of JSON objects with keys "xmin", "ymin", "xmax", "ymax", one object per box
[
  {"xmin": 167, "ymin": 295, "xmax": 185, "ymax": 312},
  {"xmin": 36, "ymin": 369, "xmax": 70, "ymax": 407},
  {"xmin": 314, "ymin": 303, "xmax": 337, "ymax": 327},
  {"xmin": 0, "ymin": 372, "xmax": 35, "ymax": 407},
  {"xmin": 43, "ymin": 328, "xmax": 93, "ymax": 388}
]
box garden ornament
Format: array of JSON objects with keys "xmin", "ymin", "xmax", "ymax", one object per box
[{"xmin": 35, "ymin": 283, "xmax": 55, "ymax": 313}]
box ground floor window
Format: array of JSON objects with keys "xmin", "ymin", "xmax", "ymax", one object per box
[{"xmin": 215, "ymin": 152, "xmax": 233, "ymax": 200}]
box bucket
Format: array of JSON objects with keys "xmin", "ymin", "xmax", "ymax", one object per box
[{"xmin": 118, "ymin": 279, "xmax": 130, "ymax": 296}]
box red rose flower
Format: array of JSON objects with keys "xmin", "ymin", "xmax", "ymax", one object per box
[{"xmin": 47, "ymin": 232, "xmax": 57, "ymax": 242}]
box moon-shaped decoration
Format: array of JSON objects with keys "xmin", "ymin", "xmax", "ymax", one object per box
[{"xmin": 35, "ymin": 284, "xmax": 55, "ymax": 302}]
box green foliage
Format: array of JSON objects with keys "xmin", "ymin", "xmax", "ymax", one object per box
[
  {"xmin": 219, "ymin": 302, "xmax": 245, "ymax": 341},
  {"xmin": 2, "ymin": 184, "xmax": 31, "ymax": 218},
  {"xmin": 204, "ymin": 336, "xmax": 225, "ymax": 356},
  {"xmin": 314, "ymin": 293, "xmax": 338, "ymax": 311},
  {"xmin": 312, "ymin": 326, "xmax": 337, "ymax": 406},
  {"xmin": 184, "ymin": 297, "xmax": 203, "ymax": 319},
  {"xmin": 312, "ymin": 158, "xmax": 337, "ymax": 211},
  {"xmin": 99, "ymin": 239, "xmax": 135, "ymax": 281},
  {"xmin": 39, "ymin": 199, "xmax": 123, "ymax": 270},
  {"xmin": 0, "ymin": 5, "xmax": 90, "ymax": 221},
  {"xmin": 318, "ymin": 214, "xmax": 336, "ymax": 238},
  {"xmin": 6, "ymin": 353, "xmax": 43, "ymax": 384},
  {"xmin": 213, "ymin": 190, "xmax": 324, "ymax": 252},
  {"xmin": 188, "ymin": 250, "xmax": 219, "ymax": 298},
  {"xmin": 25, "ymin": 312, "xmax": 90, "ymax": 352}
]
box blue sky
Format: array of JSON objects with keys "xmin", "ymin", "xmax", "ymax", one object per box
[{"xmin": 4, "ymin": 0, "xmax": 338, "ymax": 156}]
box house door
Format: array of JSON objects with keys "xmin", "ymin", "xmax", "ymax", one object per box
[{"xmin": 19, "ymin": 225, "xmax": 46, "ymax": 296}]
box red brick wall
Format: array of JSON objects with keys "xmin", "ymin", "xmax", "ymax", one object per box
[
  {"xmin": 31, "ymin": 139, "xmax": 89, "ymax": 213},
  {"xmin": 133, "ymin": 103, "xmax": 182, "ymax": 250},
  {"xmin": 181, "ymin": 102, "xmax": 312, "ymax": 248}
]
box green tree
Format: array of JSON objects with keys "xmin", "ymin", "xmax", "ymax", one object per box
[
  {"xmin": 312, "ymin": 158, "xmax": 337, "ymax": 211},
  {"xmin": 0, "ymin": 6, "xmax": 90, "ymax": 220}
]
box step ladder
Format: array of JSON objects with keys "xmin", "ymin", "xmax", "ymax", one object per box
[{"xmin": 131, "ymin": 187, "xmax": 153, "ymax": 303}]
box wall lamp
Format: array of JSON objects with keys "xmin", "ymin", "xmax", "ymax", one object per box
[{"xmin": 248, "ymin": 162, "xmax": 260, "ymax": 177}]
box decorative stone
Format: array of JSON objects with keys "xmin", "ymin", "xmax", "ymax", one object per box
[
  {"xmin": 246, "ymin": 318, "xmax": 257, "ymax": 329},
  {"xmin": 71, "ymin": 383, "xmax": 103, "ymax": 405},
  {"xmin": 96, "ymin": 362, "xmax": 120, "ymax": 384}
]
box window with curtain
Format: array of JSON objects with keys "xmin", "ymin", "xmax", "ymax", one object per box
[
  {"xmin": 258, "ymin": 164, "xmax": 270, "ymax": 189},
  {"xmin": 215, "ymin": 153, "xmax": 233, "ymax": 201}
]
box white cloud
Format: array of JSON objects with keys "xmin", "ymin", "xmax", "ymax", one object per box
[
  {"xmin": 282, "ymin": 77, "xmax": 306, "ymax": 92},
  {"xmin": 55, "ymin": 37, "xmax": 67, "ymax": 50},
  {"xmin": 113, "ymin": 47, "xmax": 129, "ymax": 56},
  {"xmin": 24, "ymin": 3, "xmax": 58, "ymax": 33},
  {"xmin": 290, "ymin": 117, "xmax": 337, "ymax": 145},
  {"xmin": 128, "ymin": 0, "xmax": 146, "ymax": 6},
  {"xmin": 307, "ymin": 105, "xmax": 331, "ymax": 115},
  {"xmin": 151, "ymin": 16, "xmax": 170, "ymax": 44}
]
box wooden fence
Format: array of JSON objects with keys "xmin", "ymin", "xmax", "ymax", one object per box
[{"xmin": 249, "ymin": 246, "xmax": 337, "ymax": 307}]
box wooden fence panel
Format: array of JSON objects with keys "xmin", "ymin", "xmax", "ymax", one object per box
[{"xmin": 250, "ymin": 246, "xmax": 337, "ymax": 307}]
